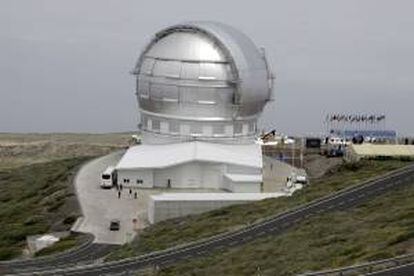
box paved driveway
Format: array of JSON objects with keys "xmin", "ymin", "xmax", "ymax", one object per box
[
  {"xmin": 72, "ymin": 151, "xmax": 147, "ymax": 244},
  {"xmin": 72, "ymin": 151, "xmax": 220, "ymax": 244}
]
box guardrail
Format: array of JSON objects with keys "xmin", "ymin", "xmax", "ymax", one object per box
[
  {"xmin": 0, "ymin": 233, "xmax": 120, "ymax": 274},
  {"xmin": 300, "ymin": 253, "xmax": 414, "ymax": 276},
  {"xmin": 12, "ymin": 163, "xmax": 414, "ymax": 275},
  {"xmin": 0, "ymin": 233, "xmax": 94, "ymax": 265}
]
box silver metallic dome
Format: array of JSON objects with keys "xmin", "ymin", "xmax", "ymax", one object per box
[{"xmin": 133, "ymin": 21, "xmax": 274, "ymax": 144}]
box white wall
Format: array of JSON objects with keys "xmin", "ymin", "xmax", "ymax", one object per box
[
  {"xmin": 148, "ymin": 198, "xmax": 251, "ymax": 224},
  {"xmin": 160, "ymin": 121, "xmax": 169, "ymax": 134},
  {"xmin": 116, "ymin": 169, "xmax": 153, "ymax": 188},
  {"xmin": 201, "ymin": 163, "xmax": 225, "ymax": 189},
  {"xmin": 227, "ymin": 164, "xmax": 261, "ymax": 175},
  {"xmin": 117, "ymin": 162, "xmax": 262, "ymax": 191},
  {"xmin": 153, "ymin": 161, "xmax": 224, "ymax": 189},
  {"xmin": 231, "ymin": 182, "xmax": 261, "ymax": 193},
  {"xmin": 224, "ymin": 125, "xmax": 233, "ymax": 136},
  {"xmin": 153, "ymin": 166, "xmax": 174, "ymax": 188},
  {"xmin": 153, "ymin": 162, "xmax": 201, "ymax": 188},
  {"xmin": 222, "ymin": 176, "xmax": 261, "ymax": 193}
]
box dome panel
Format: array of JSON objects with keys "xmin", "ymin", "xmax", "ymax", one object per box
[
  {"xmin": 183, "ymin": 21, "xmax": 272, "ymax": 104},
  {"xmin": 141, "ymin": 58, "xmax": 155, "ymax": 75},
  {"xmin": 199, "ymin": 63, "xmax": 232, "ymax": 80},
  {"xmin": 181, "ymin": 63, "xmax": 199, "ymax": 79},
  {"xmin": 152, "ymin": 60, "xmax": 181, "ymax": 78},
  {"xmin": 145, "ymin": 32, "xmax": 227, "ymax": 62},
  {"xmin": 134, "ymin": 21, "xmax": 274, "ymax": 144}
]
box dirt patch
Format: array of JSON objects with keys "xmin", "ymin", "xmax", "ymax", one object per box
[{"xmin": 303, "ymin": 154, "xmax": 344, "ymax": 179}]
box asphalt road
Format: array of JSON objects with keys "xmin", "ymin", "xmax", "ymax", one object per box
[
  {"xmin": 367, "ymin": 262, "xmax": 414, "ymax": 276},
  {"xmin": 0, "ymin": 235, "xmax": 118, "ymax": 275},
  {"xmin": 19, "ymin": 163, "xmax": 414, "ymax": 276}
]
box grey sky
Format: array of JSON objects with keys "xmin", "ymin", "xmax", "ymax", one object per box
[{"xmin": 1, "ymin": 0, "xmax": 413, "ymax": 135}]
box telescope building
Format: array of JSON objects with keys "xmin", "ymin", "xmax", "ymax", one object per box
[{"xmin": 116, "ymin": 21, "xmax": 273, "ymax": 192}]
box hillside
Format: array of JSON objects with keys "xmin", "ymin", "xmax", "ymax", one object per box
[
  {"xmin": 0, "ymin": 133, "xmax": 129, "ymax": 259},
  {"xmin": 0, "ymin": 158, "xmax": 89, "ymax": 259},
  {"xmin": 156, "ymin": 174, "xmax": 414, "ymax": 275},
  {"xmin": 107, "ymin": 159, "xmax": 410, "ymax": 261}
]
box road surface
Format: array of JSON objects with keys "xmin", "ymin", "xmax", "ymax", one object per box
[{"xmin": 29, "ymin": 163, "xmax": 414, "ymax": 275}]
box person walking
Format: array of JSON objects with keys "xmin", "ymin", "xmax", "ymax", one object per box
[
  {"xmin": 129, "ymin": 188, "xmax": 132, "ymax": 196},
  {"xmin": 134, "ymin": 191, "xmax": 137, "ymax": 199},
  {"xmin": 118, "ymin": 190, "xmax": 121, "ymax": 199}
]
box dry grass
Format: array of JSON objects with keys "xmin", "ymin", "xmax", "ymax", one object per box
[{"xmin": 0, "ymin": 133, "xmax": 132, "ymax": 169}]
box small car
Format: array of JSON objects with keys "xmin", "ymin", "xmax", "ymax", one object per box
[{"xmin": 109, "ymin": 219, "xmax": 120, "ymax": 231}]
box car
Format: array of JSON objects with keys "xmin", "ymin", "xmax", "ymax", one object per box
[{"xmin": 109, "ymin": 219, "xmax": 120, "ymax": 231}]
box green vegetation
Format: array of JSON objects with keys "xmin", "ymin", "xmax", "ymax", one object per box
[
  {"xmin": 0, "ymin": 157, "xmax": 91, "ymax": 260},
  {"xmin": 107, "ymin": 159, "xmax": 409, "ymax": 261},
  {"xmin": 157, "ymin": 177, "xmax": 414, "ymax": 276},
  {"xmin": 0, "ymin": 133, "xmax": 128, "ymax": 260}
]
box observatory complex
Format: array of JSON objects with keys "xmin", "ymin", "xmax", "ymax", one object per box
[
  {"xmin": 115, "ymin": 21, "xmax": 289, "ymax": 222},
  {"xmin": 116, "ymin": 21, "xmax": 273, "ymax": 190}
]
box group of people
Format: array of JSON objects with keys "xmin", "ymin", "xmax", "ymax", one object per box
[{"xmin": 116, "ymin": 184, "xmax": 138, "ymax": 199}]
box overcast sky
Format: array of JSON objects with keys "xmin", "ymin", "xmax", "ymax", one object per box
[{"xmin": 1, "ymin": 0, "xmax": 413, "ymax": 136}]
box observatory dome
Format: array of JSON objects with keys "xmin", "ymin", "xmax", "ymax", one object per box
[{"xmin": 134, "ymin": 21, "xmax": 274, "ymax": 144}]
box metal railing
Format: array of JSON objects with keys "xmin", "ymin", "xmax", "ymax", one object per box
[
  {"xmin": 0, "ymin": 233, "xmax": 94, "ymax": 265},
  {"xmin": 300, "ymin": 253, "xmax": 414, "ymax": 275},
  {"xmin": 11, "ymin": 163, "xmax": 414, "ymax": 275}
]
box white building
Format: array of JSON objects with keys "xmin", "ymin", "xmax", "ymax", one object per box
[
  {"xmin": 116, "ymin": 142, "xmax": 262, "ymax": 192},
  {"xmin": 148, "ymin": 193, "xmax": 285, "ymax": 224},
  {"xmin": 115, "ymin": 21, "xmax": 282, "ymax": 223}
]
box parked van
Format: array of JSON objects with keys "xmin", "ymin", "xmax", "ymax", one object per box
[{"xmin": 101, "ymin": 166, "xmax": 116, "ymax": 189}]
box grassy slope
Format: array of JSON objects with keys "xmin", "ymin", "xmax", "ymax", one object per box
[
  {"xmin": 158, "ymin": 176, "xmax": 414, "ymax": 276},
  {"xmin": 0, "ymin": 133, "xmax": 130, "ymax": 260},
  {"xmin": 107, "ymin": 160, "xmax": 409, "ymax": 261},
  {"xmin": 0, "ymin": 157, "xmax": 91, "ymax": 260},
  {"xmin": 34, "ymin": 233, "xmax": 85, "ymax": 257}
]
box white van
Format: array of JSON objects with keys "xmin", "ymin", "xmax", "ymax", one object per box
[{"xmin": 101, "ymin": 166, "xmax": 116, "ymax": 189}]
